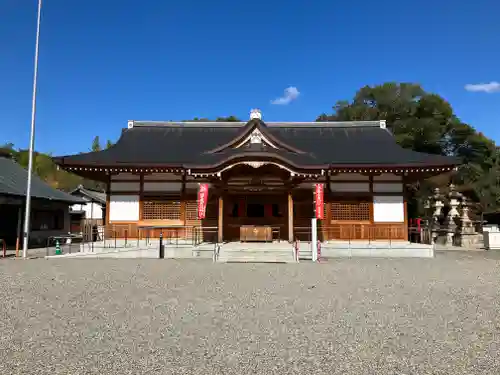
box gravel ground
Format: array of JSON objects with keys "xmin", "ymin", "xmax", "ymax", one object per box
[{"xmin": 1, "ymin": 251, "xmax": 499, "ymax": 375}]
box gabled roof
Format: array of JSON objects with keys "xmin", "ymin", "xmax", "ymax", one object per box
[
  {"xmin": 54, "ymin": 119, "xmax": 460, "ymax": 171},
  {"xmin": 70, "ymin": 185, "xmax": 106, "ymax": 204},
  {"xmin": 0, "ymin": 156, "xmax": 84, "ymax": 203},
  {"xmin": 206, "ymin": 119, "xmax": 305, "ymax": 154}
]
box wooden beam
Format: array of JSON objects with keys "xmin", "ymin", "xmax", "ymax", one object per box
[
  {"xmin": 288, "ymin": 191, "xmax": 294, "ymax": 242},
  {"xmin": 218, "ymin": 194, "xmax": 224, "ymax": 243}
]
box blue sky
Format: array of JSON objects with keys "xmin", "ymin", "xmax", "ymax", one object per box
[{"xmin": 1, "ymin": 0, "xmax": 499, "ymax": 155}]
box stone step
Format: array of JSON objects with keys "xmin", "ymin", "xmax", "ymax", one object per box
[
  {"xmin": 217, "ymin": 248, "xmax": 296, "ymax": 263},
  {"xmin": 217, "ymin": 256, "xmax": 296, "ymax": 263},
  {"xmin": 218, "ymin": 251, "xmax": 294, "ymax": 257},
  {"xmin": 221, "ymin": 250, "xmax": 294, "ymax": 254}
]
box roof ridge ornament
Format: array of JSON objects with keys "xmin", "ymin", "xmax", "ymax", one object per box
[{"xmin": 250, "ymin": 109, "xmax": 262, "ymax": 120}]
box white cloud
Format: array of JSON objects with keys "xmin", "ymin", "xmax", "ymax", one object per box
[
  {"xmin": 271, "ymin": 86, "xmax": 300, "ymax": 105},
  {"xmin": 465, "ymin": 81, "xmax": 500, "ymax": 93}
]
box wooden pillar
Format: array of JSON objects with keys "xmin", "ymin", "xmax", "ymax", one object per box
[
  {"xmin": 368, "ymin": 175, "xmax": 374, "ymax": 223},
  {"xmin": 325, "ymin": 173, "xmax": 332, "ymax": 241},
  {"xmin": 139, "ymin": 173, "xmax": 144, "ymax": 220},
  {"xmin": 105, "ymin": 174, "xmax": 111, "ymax": 240},
  {"xmin": 288, "ymin": 191, "xmax": 293, "ymax": 242},
  {"xmin": 105, "ymin": 173, "xmax": 111, "ymax": 226},
  {"xmin": 218, "ymin": 194, "xmax": 223, "ymax": 243},
  {"xmin": 15, "ymin": 205, "xmax": 22, "ymax": 257},
  {"xmin": 180, "ymin": 173, "xmax": 186, "ymax": 225}
]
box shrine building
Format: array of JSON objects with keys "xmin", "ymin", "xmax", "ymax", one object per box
[{"xmin": 54, "ymin": 109, "xmax": 459, "ymax": 244}]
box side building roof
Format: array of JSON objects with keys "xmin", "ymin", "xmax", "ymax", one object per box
[
  {"xmin": 70, "ymin": 185, "xmax": 106, "ymax": 204},
  {"xmin": 0, "ymin": 155, "xmax": 84, "ymax": 203},
  {"xmin": 54, "ymin": 119, "xmax": 460, "ymax": 172}
]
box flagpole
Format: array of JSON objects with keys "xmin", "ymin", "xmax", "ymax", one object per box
[{"xmin": 22, "ymin": 0, "xmax": 43, "ymax": 259}]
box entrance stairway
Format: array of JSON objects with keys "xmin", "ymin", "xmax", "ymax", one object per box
[{"xmin": 217, "ymin": 242, "xmax": 296, "ymax": 263}]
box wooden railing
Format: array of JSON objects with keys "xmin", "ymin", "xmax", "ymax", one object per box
[
  {"xmin": 294, "ymin": 223, "xmax": 407, "ymax": 242},
  {"xmin": 103, "ymin": 224, "xmax": 219, "ymax": 246}
]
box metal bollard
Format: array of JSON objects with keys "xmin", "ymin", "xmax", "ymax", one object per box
[{"xmin": 159, "ymin": 232, "xmax": 164, "ymax": 259}]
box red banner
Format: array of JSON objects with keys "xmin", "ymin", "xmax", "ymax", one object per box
[
  {"xmin": 315, "ymin": 184, "xmax": 324, "ymax": 219},
  {"xmin": 197, "ymin": 184, "xmax": 209, "ymax": 219}
]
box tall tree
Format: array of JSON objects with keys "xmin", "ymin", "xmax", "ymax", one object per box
[
  {"xmin": 106, "ymin": 140, "xmax": 114, "ymax": 149},
  {"xmin": 318, "ymin": 82, "xmax": 499, "ymax": 216},
  {"xmin": 91, "ymin": 136, "xmax": 102, "ymax": 152}
]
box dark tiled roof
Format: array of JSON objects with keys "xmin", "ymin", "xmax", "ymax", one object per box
[
  {"xmin": 0, "ymin": 156, "xmax": 84, "ymax": 203},
  {"xmin": 70, "ymin": 185, "xmax": 106, "ymax": 204},
  {"xmin": 54, "ymin": 120, "xmax": 459, "ymax": 169}
]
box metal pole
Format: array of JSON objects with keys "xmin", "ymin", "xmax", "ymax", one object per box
[
  {"xmin": 159, "ymin": 232, "xmax": 164, "ymax": 259},
  {"xmin": 22, "ymin": 0, "xmax": 43, "ymax": 259}
]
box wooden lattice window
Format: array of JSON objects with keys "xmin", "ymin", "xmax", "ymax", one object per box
[
  {"xmin": 331, "ymin": 201, "xmax": 370, "ymax": 221},
  {"xmin": 186, "ymin": 200, "xmax": 198, "ymax": 220},
  {"xmin": 143, "ymin": 199, "xmax": 181, "ymax": 220}
]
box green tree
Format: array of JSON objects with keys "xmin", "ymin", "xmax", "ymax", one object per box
[
  {"xmin": 91, "ymin": 136, "xmax": 101, "ymax": 152},
  {"xmin": 106, "ymin": 140, "xmax": 114, "ymax": 149},
  {"xmin": 318, "ymin": 82, "xmax": 499, "ymax": 216},
  {"xmin": 0, "ymin": 143, "xmax": 17, "ymax": 159},
  {"xmin": 216, "ymin": 116, "xmax": 241, "ymax": 122},
  {"xmin": 182, "ymin": 116, "xmax": 241, "ymax": 122}
]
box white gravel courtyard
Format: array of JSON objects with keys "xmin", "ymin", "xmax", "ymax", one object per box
[{"xmin": 1, "ymin": 251, "xmax": 499, "ymax": 374}]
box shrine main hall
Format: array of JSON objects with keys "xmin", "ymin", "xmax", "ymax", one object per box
[{"xmin": 55, "ymin": 110, "xmax": 458, "ymax": 244}]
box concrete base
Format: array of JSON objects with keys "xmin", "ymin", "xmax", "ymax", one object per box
[
  {"xmin": 217, "ymin": 242, "xmax": 296, "ymax": 263},
  {"xmin": 46, "ymin": 240, "xmax": 215, "ymax": 260},
  {"xmin": 46, "ymin": 240, "xmax": 433, "ymax": 260},
  {"xmin": 300, "ymin": 241, "xmax": 434, "ymax": 259}
]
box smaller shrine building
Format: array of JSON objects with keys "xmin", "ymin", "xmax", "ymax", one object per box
[{"xmin": 54, "ymin": 110, "xmax": 459, "ymax": 244}]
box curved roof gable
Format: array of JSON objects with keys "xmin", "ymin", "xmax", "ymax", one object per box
[{"xmin": 206, "ymin": 119, "xmax": 306, "ymax": 154}]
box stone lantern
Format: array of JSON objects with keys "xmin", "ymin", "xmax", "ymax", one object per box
[
  {"xmin": 430, "ymin": 188, "xmax": 444, "ymax": 244},
  {"xmin": 444, "ymin": 184, "xmax": 461, "ymax": 246},
  {"xmin": 459, "ymin": 196, "xmax": 477, "ymax": 247}
]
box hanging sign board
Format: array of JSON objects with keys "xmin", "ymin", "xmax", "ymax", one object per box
[
  {"xmin": 315, "ymin": 183, "xmax": 324, "ymax": 219},
  {"xmin": 197, "ymin": 184, "xmax": 209, "ymax": 219}
]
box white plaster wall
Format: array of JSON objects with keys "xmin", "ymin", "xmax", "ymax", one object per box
[
  {"xmin": 110, "ymin": 182, "xmax": 140, "ymax": 192},
  {"xmin": 71, "ymin": 203, "xmax": 83, "ymax": 212},
  {"xmin": 330, "ymin": 173, "xmax": 369, "ymax": 181},
  {"xmin": 111, "ymin": 173, "xmax": 140, "ymax": 181},
  {"xmin": 143, "ymin": 182, "xmax": 182, "ymax": 192},
  {"xmin": 373, "ymin": 196, "xmax": 404, "ymax": 222},
  {"xmin": 109, "ymin": 195, "xmax": 139, "ymax": 221},
  {"xmin": 71, "ymin": 202, "xmax": 103, "ymax": 219},
  {"xmin": 330, "ymin": 182, "xmax": 370, "ymax": 192},
  {"xmin": 83, "ymin": 202, "xmax": 104, "ymax": 219},
  {"xmin": 373, "ymin": 173, "xmax": 402, "ymax": 181},
  {"xmin": 373, "ymin": 183, "xmax": 403, "ymax": 193}
]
